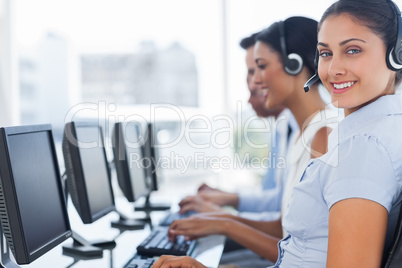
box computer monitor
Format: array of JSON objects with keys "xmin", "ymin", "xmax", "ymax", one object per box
[
  {"xmin": 135, "ymin": 122, "xmax": 171, "ymax": 212},
  {"xmin": 111, "ymin": 121, "xmax": 153, "ymax": 226},
  {"xmin": 62, "ymin": 121, "xmax": 120, "ymax": 257},
  {"xmin": 62, "ymin": 121, "xmax": 116, "ymax": 224},
  {"xmin": 112, "ymin": 121, "xmax": 151, "ymax": 203},
  {"xmin": 112, "ymin": 122, "xmax": 171, "ymax": 214},
  {"xmin": 0, "ymin": 124, "xmax": 71, "ymax": 266},
  {"xmin": 142, "ymin": 122, "xmax": 160, "ymax": 192}
]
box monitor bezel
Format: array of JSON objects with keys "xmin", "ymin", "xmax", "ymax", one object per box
[
  {"xmin": 112, "ymin": 121, "xmax": 151, "ymax": 203},
  {"xmin": 0, "ymin": 124, "xmax": 72, "ymax": 264},
  {"xmin": 63, "ymin": 121, "xmax": 116, "ymax": 224},
  {"xmin": 141, "ymin": 122, "xmax": 160, "ymax": 191}
]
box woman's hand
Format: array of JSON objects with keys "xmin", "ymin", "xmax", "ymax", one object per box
[
  {"xmin": 197, "ymin": 190, "xmax": 239, "ymax": 207},
  {"xmin": 197, "ymin": 183, "xmax": 221, "ymax": 193},
  {"xmin": 178, "ymin": 195, "xmax": 223, "ymax": 214},
  {"xmin": 178, "ymin": 190, "xmax": 239, "ymax": 214},
  {"xmin": 153, "ymin": 255, "xmax": 207, "ymax": 268},
  {"xmin": 168, "ymin": 214, "xmax": 231, "ymax": 241}
]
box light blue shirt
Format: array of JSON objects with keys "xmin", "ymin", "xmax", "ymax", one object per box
[
  {"xmin": 262, "ymin": 130, "xmax": 280, "ymax": 190},
  {"xmin": 238, "ymin": 110, "xmax": 298, "ymax": 215},
  {"xmin": 275, "ymin": 95, "xmax": 402, "ymax": 267}
]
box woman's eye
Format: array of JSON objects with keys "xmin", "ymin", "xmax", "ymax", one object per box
[
  {"xmin": 257, "ymin": 64, "xmax": 267, "ymax": 70},
  {"xmin": 319, "ymin": 51, "xmax": 332, "ymax": 58},
  {"xmin": 347, "ymin": 48, "xmax": 360, "ymax": 55}
]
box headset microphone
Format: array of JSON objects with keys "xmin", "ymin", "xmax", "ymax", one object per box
[
  {"xmin": 303, "ymin": 74, "xmax": 320, "ymax": 92},
  {"xmin": 303, "ymin": 48, "xmax": 320, "ymax": 92}
]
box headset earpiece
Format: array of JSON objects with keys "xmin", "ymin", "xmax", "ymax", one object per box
[
  {"xmin": 279, "ymin": 21, "xmax": 303, "ymax": 76},
  {"xmin": 285, "ymin": 53, "xmax": 303, "ymax": 75},
  {"xmin": 387, "ymin": 47, "xmax": 402, "ymax": 71},
  {"xmin": 386, "ymin": 0, "xmax": 402, "ymax": 71}
]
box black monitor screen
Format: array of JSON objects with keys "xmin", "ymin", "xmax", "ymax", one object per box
[
  {"xmin": 112, "ymin": 122, "xmax": 150, "ymax": 202},
  {"xmin": 0, "ymin": 125, "xmax": 71, "ymax": 264},
  {"xmin": 76, "ymin": 126, "xmax": 115, "ymax": 216},
  {"xmin": 62, "ymin": 122, "xmax": 115, "ymax": 224}
]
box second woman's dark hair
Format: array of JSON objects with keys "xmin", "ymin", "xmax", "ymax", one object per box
[
  {"xmin": 255, "ymin": 16, "xmax": 318, "ymax": 77},
  {"xmin": 239, "ymin": 32, "xmax": 260, "ymax": 50}
]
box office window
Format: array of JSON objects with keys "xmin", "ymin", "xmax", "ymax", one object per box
[
  {"xmin": 13, "ymin": 0, "xmax": 340, "ymax": 123},
  {"xmin": 81, "ymin": 42, "xmax": 199, "ymax": 106},
  {"xmin": 14, "ymin": 0, "xmax": 224, "ymax": 130}
]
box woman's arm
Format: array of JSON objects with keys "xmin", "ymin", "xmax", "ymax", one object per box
[
  {"xmin": 227, "ymin": 215, "xmax": 283, "ymax": 238},
  {"xmin": 190, "ymin": 212, "xmax": 283, "ymax": 238},
  {"xmin": 223, "ymin": 218, "xmax": 281, "ymax": 262},
  {"xmin": 327, "ymin": 198, "xmax": 388, "ymax": 268},
  {"xmin": 168, "ymin": 215, "xmax": 281, "ymax": 262}
]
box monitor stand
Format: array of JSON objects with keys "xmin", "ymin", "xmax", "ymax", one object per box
[
  {"xmin": 0, "ymin": 229, "xmax": 20, "ymax": 268},
  {"xmin": 134, "ymin": 193, "xmax": 171, "ymax": 213},
  {"xmin": 111, "ymin": 210, "xmax": 148, "ymax": 231},
  {"xmin": 62, "ymin": 231, "xmax": 116, "ymax": 259},
  {"xmin": 1, "ymin": 257, "xmax": 19, "ymax": 268}
]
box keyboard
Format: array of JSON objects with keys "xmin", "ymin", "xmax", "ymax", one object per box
[
  {"xmin": 159, "ymin": 210, "xmax": 197, "ymax": 226},
  {"xmin": 123, "ymin": 257, "xmax": 155, "ymax": 268},
  {"xmin": 136, "ymin": 227, "xmax": 197, "ymax": 257}
]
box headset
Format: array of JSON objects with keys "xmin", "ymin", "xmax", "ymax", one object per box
[
  {"xmin": 386, "ymin": 0, "xmax": 402, "ymax": 71},
  {"xmin": 304, "ymin": 0, "xmax": 402, "ymax": 92},
  {"xmin": 278, "ymin": 20, "xmax": 303, "ymax": 76}
]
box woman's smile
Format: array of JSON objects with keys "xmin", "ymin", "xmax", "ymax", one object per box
[{"xmin": 331, "ymin": 81, "xmax": 356, "ymax": 94}]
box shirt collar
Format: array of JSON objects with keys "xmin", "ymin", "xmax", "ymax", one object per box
[{"xmin": 328, "ymin": 94, "xmax": 402, "ymax": 150}]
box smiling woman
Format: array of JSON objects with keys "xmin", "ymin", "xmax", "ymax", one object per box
[
  {"xmin": 278, "ymin": 0, "xmax": 402, "ymax": 267},
  {"xmin": 317, "ymin": 13, "xmax": 397, "ymax": 115}
]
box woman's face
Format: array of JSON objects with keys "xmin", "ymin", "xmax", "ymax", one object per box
[
  {"xmin": 254, "ymin": 41, "xmax": 294, "ymax": 110},
  {"xmin": 317, "ymin": 13, "xmax": 395, "ymax": 116}
]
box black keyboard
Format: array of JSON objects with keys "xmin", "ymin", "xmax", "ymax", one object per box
[
  {"xmin": 136, "ymin": 227, "xmax": 197, "ymax": 257},
  {"xmin": 124, "ymin": 257, "xmax": 155, "ymax": 268},
  {"xmin": 159, "ymin": 211, "xmax": 197, "ymax": 226}
]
